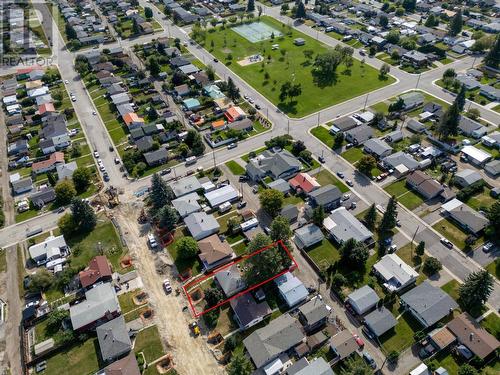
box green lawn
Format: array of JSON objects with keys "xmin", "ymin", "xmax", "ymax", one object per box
[
  {"xmin": 463, "ymin": 187, "xmax": 498, "ymax": 212},
  {"xmin": 341, "ymin": 147, "xmax": 364, "ymax": 164},
  {"xmin": 241, "ymin": 146, "xmax": 267, "ymax": 162},
  {"xmin": 384, "ymin": 180, "xmax": 424, "ymax": 210},
  {"xmin": 432, "ymin": 218, "xmax": 468, "ymax": 250},
  {"xmin": 313, "ymin": 169, "xmax": 349, "ymax": 193},
  {"xmin": 201, "ymin": 17, "xmax": 393, "ymax": 117},
  {"xmin": 481, "ymin": 313, "xmax": 500, "ymax": 340},
  {"xmin": 231, "ymin": 241, "xmax": 247, "ymax": 256},
  {"xmin": 42, "ymin": 337, "xmax": 100, "ymax": 375},
  {"xmin": 306, "ymin": 238, "xmax": 340, "ymax": 270},
  {"xmin": 118, "ymin": 291, "xmax": 146, "ymax": 314},
  {"xmin": 225, "ymin": 160, "xmax": 245, "ymax": 175},
  {"xmin": 283, "ymin": 195, "xmax": 304, "ymax": 206},
  {"xmin": 442, "ymin": 279, "xmax": 461, "ymax": 301},
  {"xmin": 167, "ymin": 228, "xmax": 202, "ymax": 276},
  {"xmin": 486, "ymin": 258, "xmax": 499, "ymax": 280},
  {"xmin": 15, "ymin": 209, "xmax": 39, "ymax": 223},
  {"xmin": 134, "ymin": 325, "xmax": 165, "ymax": 363},
  {"xmin": 396, "ymin": 242, "xmax": 427, "ymax": 267},
  {"xmin": 379, "ymin": 310, "xmax": 423, "ymax": 354},
  {"xmin": 311, "ymin": 126, "xmax": 334, "ymax": 148}
]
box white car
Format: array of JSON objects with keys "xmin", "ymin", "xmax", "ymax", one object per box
[
  {"xmin": 163, "ymin": 279, "xmax": 172, "ymax": 294},
  {"xmin": 483, "ymin": 242, "xmax": 494, "ymax": 253},
  {"xmin": 440, "ymin": 238, "xmax": 453, "ymax": 249},
  {"xmin": 99, "ymin": 165, "xmax": 106, "ymax": 172},
  {"xmin": 342, "ymin": 193, "xmax": 351, "ymax": 201},
  {"xmin": 64, "ymin": 80, "xmax": 69, "ymax": 84},
  {"xmin": 93, "ymin": 151, "xmax": 99, "ymax": 158}
]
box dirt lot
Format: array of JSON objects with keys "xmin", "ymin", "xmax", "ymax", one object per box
[{"xmin": 114, "ymin": 203, "xmax": 223, "ymax": 375}]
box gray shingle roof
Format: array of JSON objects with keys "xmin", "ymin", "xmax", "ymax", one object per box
[
  {"xmin": 324, "ymin": 207, "xmax": 373, "ymax": 244},
  {"xmin": 364, "ymin": 306, "xmax": 397, "ymax": 336},
  {"xmin": 96, "ymin": 315, "xmax": 132, "ymax": 362},
  {"xmin": 184, "ymin": 212, "xmax": 220, "ymax": 240},
  {"xmin": 243, "ymin": 313, "xmax": 305, "ymax": 368},
  {"xmin": 294, "ymin": 224, "xmax": 324, "ymax": 249},
  {"xmin": 401, "ymin": 281, "xmax": 458, "ymax": 327},
  {"xmin": 309, "ymin": 185, "xmax": 342, "ymax": 207},
  {"xmin": 298, "ymin": 298, "xmax": 330, "ymax": 327},
  {"xmin": 347, "ymin": 285, "xmax": 380, "ymax": 315}
]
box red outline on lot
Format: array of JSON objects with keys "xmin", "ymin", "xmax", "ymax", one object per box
[{"xmin": 182, "ymin": 240, "xmax": 298, "ymax": 317}]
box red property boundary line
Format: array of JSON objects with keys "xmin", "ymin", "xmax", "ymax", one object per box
[{"xmin": 182, "ymin": 240, "xmax": 299, "ymax": 318}]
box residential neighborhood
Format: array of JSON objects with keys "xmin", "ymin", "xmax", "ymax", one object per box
[{"xmin": 0, "ymin": 0, "xmax": 499, "ymax": 375}]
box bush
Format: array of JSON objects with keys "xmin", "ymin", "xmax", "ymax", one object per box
[{"xmin": 456, "ymin": 180, "xmax": 484, "ymax": 201}]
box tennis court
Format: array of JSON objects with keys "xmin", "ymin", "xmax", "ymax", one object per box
[{"xmin": 232, "ymin": 22, "xmax": 282, "ymax": 43}]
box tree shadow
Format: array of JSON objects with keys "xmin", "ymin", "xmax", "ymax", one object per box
[
  {"xmin": 312, "ymin": 70, "xmax": 338, "ymax": 88},
  {"xmin": 277, "ymin": 101, "xmax": 298, "ymax": 115}
]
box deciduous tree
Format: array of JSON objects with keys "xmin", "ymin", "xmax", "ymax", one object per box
[
  {"xmin": 71, "ymin": 199, "xmax": 97, "ymax": 233},
  {"xmin": 357, "ymin": 155, "xmax": 377, "ymax": 176},
  {"xmin": 259, "ymin": 189, "xmax": 284, "ymax": 217},
  {"xmin": 72, "ymin": 168, "xmax": 92, "ymax": 193},
  {"xmin": 55, "ymin": 180, "xmax": 76, "ymax": 205},
  {"xmin": 176, "ymin": 237, "xmax": 198, "ymax": 260},
  {"xmin": 423, "ymin": 257, "xmax": 442, "ymax": 275}
]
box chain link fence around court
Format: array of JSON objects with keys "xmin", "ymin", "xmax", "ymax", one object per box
[{"xmin": 232, "ymin": 21, "xmax": 283, "ymax": 43}]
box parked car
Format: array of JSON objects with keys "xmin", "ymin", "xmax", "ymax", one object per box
[
  {"xmin": 318, "ymin": 156, "xmax": 325, "ymax": 163},
  {"xmin": 349, "ymin": 201, "xmax": 357, "ymax": 210},
  {"xmin": 114, "ymin": 158, "xmax": 120, "ymax": 165},
  {"xmin": 35, "ymin": 361, "xmax": 47, "ymax": 373},
  {"xmin": 163, "ymin": 279, "xmax": 172, "ymax": 294},
  {"xmin": 342, "ymin": 193, "xmax": 351, "ymax": 201},
  {"xmin": 148, "ymin": 233, "xmax": 158, "ymax": 249},
  {"xmin": 227, "ymin": 143, "xmax": 237, "ymax": 150},
  {"xmin": 337, "ymin": 171, "xmax": 344, "ymax": 179},
  {"xmin": 353, "ymin": 334, "xmax": 364, "ymax": 347},
  {"xmin": 238, "ymin": 175, "xmax": 249, "ymax": 182},
  {"xmin": 483, "ymin": 242, "xmax": 494, "ymax": 253},
  {"xmin": 161, "ymin": 168, "xmax": 171, "ymax": 175},
  {"xmin": 237, "ymin": 201, "xmax": 247, "ymax": 209},
  {"xmin": 103, "ymin": 172, "xmax": 110, "ymax": 182},
  {"xmin": 252, "ymin": 186, "xmax": 259, "ymax": 193},
  {"xmin": 388, "ymin": 245, "xmax": 397, "ymax": 253},
  {"xmin": 363, "ymin": 352, "xmax": 376, "ymax": 369},
  {"xmin": 418, "ymin": 341, "xmax": 436, "ymax": 359},
  {"xmin": 346, "ymin": 179, "xmax": 353, "ymax": 187},
  {"xmin": 440, "ymin": 238, "xmax": 453, "ymax": 249},
  {"xmin": 93, "ymin": 150, "xmax": 99, "ymax": 158}
]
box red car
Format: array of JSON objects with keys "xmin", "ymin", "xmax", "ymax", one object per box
[{"xmin": 354, "ymin": 334, "xmax": 365, "ymax": 347}]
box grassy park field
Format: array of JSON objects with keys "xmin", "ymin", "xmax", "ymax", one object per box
[{"xmin": 201, "ymin": 17, "xmax": 394, "ymax": 117}]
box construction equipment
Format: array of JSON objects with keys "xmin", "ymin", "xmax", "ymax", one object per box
[
  {"xmin": 189, "ymin": 322, "xmax": 200, "ymax": 337},
  {"xmin": 104, "ymin": 185, "xmax": 120, "ymax": 207}
]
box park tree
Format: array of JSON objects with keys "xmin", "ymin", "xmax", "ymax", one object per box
[
  {"xmin": 456, "ymin": 84, "xmax": 466, "ymax": 112},
  {"xmin": 226, "ymin": 77, "xmax": 240, "ymax": 101},
  {"xmin": 313, "ymin": 50, "xmax": 343, "ymax": 81},
  {"xmin": 144, "ymin": 6, "xmax": 153, "ymax": 19},
  {"xmin": 379, "ymin": 63, "xmax": 390, "ymax": 78},
  {"xmin": 55, "ymin": 180, "xmax": 76, "ymax": 205},
  {"xmin": 458, "ymin": 364, "xmax": 478, "ymax": 375},
  {"xmin": 416, "ymin": 241, "xmax": 425, "ymax": 256},
  {"xmin": 379, "ymin": 196, "xmax": 398, "ymax": 233},
  {"xmin": 259, "ymin": 189, "xmax": 284, "ymax": 217},
  {"xmin": 379, "ymin": 14, "xmax": 389, "ymax": 28},
  {"xmin": 357, "ymin": 155, "xmax": 377, "ymax": 176},
  {"xmin": 339, "ymin": 239, "xmax": 369, "ymax": 270},
  {"xmin": 333, "ymin": 132, "xmax": 344, "ymax": 149},
  {"xmin": 423, "ymin": 257, "xmax": 442, "ymax": 275},
  {"xmin": 364, "ymin": 204, "xmax": 377, "ymax": 230},
  {"xmin": 176, "ymin": 237, "xmax": 198, "ymax": 260},
  {"xmin": 449, "ymin": 9, "xmax": 463, "ymax": 36},
  {"xmin": 270, "ymin": 216, "xmax": 292, "ymax": 244},
  {"xmin": 157, "ymin": 205, "xmax": 179, "ymax": 232},
  {"xmin": 484, "ymin": 35, "xmax": 500, "ymax": 69},
  {"xmin": 437, "ymin": 101, "xmax": 460, "ymax": 139},
  {"xmin": 257, "ymin": 5, "xmax": 263, "ymax": 18},
  {"xmin": 72, "ymin": 167, "xmax": 92, "ymax": 194},
  {"xmin": 312, "ymin": 206, "xmax": 325, "ymax": 226},
  {"xmin": 244, "ymin": 234, "xmax": 291, "ymax": 284},
  {"xmin": 150, "ymin": 173, "xmax": 174, "ymax": 211},
  {"xmin": 227, "ymin": 352, "xmax": 253, "ymax": 375},
  {"xmin": 247, "ymin": 0, "xmax": 255, "ymax": 12},
  {"xmin": 295, "ymin": 1, "xmax": 306, "ymax": 19},
  {"xmin": 71, "ymin": 199, "xmax": 97, "ymax": 233},
  {"xmin": 148, "ymin": 57, "xmax": 161, "ymax": 77},
  {"xmin": 458, "ymin": 270, "xmax": 494, "ymax": 311}
]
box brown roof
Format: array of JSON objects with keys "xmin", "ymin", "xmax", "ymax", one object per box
[
  {"xmin": 406, "ymin": 170, "xmax": 443, "ymax": 198},
  {"xmin": 79, "ymin": 256, "xmax": 113, "ymax": 288},
  {"xmin": 430, "ymin": 326, "xmax": 456, "ymax": 349},
  {"xmin": 329, "ymin": 330, "xmax": 358, "ymax": 359},
  {"xmin": 32, "ymin": 152, "xmax": 65, "ymax": 172},
  {"xmin": 198, "ymin": 234, "xmax": 234, "ymax": 266},
  {"xmin": 104, "ymin": 352, "xmax": 141, "ymax": 375},
  {"xmin": 447, "ymin": 312, "xmax": 500, "ymax": 359}
]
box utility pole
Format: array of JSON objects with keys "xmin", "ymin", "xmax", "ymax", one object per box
[
  {"xmin": 363, "ymin": 93, "xmax": 369, "ymax": 110},
  {"xmin": 410, "ymin": 225, "xmax": 420, "ymax": 259},
  {"xmin": 415, "ymin": 73, "xmax": 422, "ymax": 89},
  {"xmin": 212, "ymin": 149, "xmax": 216, "ymax": 170},
  {"xmin": 287, "ymin": 118, "xmax": 290, "ymax": 135},
  {"xmin": 317, "ymin": 111, "xmax": 320, "ymax": 126}
]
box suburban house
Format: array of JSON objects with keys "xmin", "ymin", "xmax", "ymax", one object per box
[
  {"xmin": 453, "ymin": 169, "xmax": 483, "ymax": 188},
  {"xmin": 171, "ymin": 192, "xmax": 201, "ymax": 218},
  {"xmin": 246, "ymin": 149, "xmax": 302, "ymax": 181},
  {"xmin": 402, "ymin": 50, "xmax": 429, "ymax": 67},
  {"xmin": 198, "ymin": 234, "xmax": 235, "ymax": 271},
  {"xmin": 461, "ymin": 146, "xmax": 492, "ymax": 167},
  {"xmin": 373, "ymin": 254, "xmax": 419, "ymax": 293},
  {"xmin": 285, "ymin": 357, "xmax": 334, "ymax": 375},
  {"xmin": 323, "ymin": 207, "xmax": 373, "ymax": 245},
  {"xmin": 184, "ymin": 212, "xmax": 220, "ymax": 240},
  {"xmin": 484, "ymin": 160, "xmax": 500, "ymax": 177},
  {"xmin": 30, "ymin": 187, "xmax": 56, "ymax": 208},
  {"xmin": 230, "ymin": 293, "xmax": 271, "ymax": 330},
  {"xmin": 11, "ymin": 177, "xmax": 33, "ymax": 195},
  {"xmin": 28, "ymin": 235, "xmax": 68, "ymax": 265},
  {"xmin": 204, "ymin": 185, "xmax": 240, "ymax": 208},
  {"xmin": 32, "ymin": 152, "xmax": 65, "ymax": 174},
  {"xmin": 363, "ymin": 138, "xmax": 393, "ymax": 159},
  {"xmin": 281, "ymin": 204, "xmax": 299, "ymax": 223},
  {"xmin": 294, "ymin": 224, "xmax": 324, "ymax": 250},
  {"xmin": 458, "ymin": 116, "xmax": 487, "ymax": 139},
  {"xmin": 171, "ymin": 176, "xmax": 202, "ymax": 198},
  {"xmin": 274, "ymin": 272, "xmax": 308, "ymax": 308},
  {"xmin": 329, "ymin": 329, "xmax": 358, "ymax": 361},
  {"xmin": 215, "ymin": 264, "xmax": 246, "ymax": 297},
  {"xmin": 382, "ymin": 151, "xmax": 419, "ymax": 172},
  {"xmin": 96, "ymin": 315, "xmax": 132, "ymax": 363},
  {"xmin": 102, "ymin": 352, "xmax": 140, "ymax": 375},
  {"xmin": 268, "ymin": 179, "xmax": 291, "ymax": 195},
  {"xmin": 344, "ymin": 124, "xmax": 374, "ymax": 145},
  {"xmin": 363, "ymin": 307, "xmax": 397, "ymax": 337},
  {"xmin": 406, "ymin": 170, "xmax": 444, "ymax": 200},
  {"xmin": 144, "ymin": 147, "xmax": 169, "ymax": 167},
  {"xmin": 308, "ymin": 185, "xmax": 342, "ymax": 211},
  {"xmin": 399, "ymin": 92, "xmax": 424, "ymax": 111},
  {"xmin": 400, "ymin": 281, "xmax": 458, "ymax": 328},
  {"xmin": 243, "ymin": 313, "xmax": 305, "ymax": 368},
  {"xmin": 79, "ymin": 256, "xmax": 113, "ymax": 289},
  {"xmin": 441, "ymin": 198, "xmax": 489, "ymax": 235},
  {"xmin": 346, "ymin": 285, "xmax": 380, "ymax": 316},
  {"xmin": 298, "ymin": 298, "xmax": 330, "ymax": 333},
  {"xmin": 289, "ymin": 173, "xmax": 320, "ymax": 194},
  {"xmin": 446, "ymin": 313, "xmax": 499, "ymax": 360},
  {"xmin": 70, "ymin": 283, "xmax": 121, "ymax": 331},
  {"xmin": 56, "ymin": 161, "xmax": 78, "ymax": 181},
  {"xmin": 329, "ymin": 116, "xmax": 360, "ymax": 134},
  {"xmin": 406, "ymin": 119, "xmax": 427, "ymax": 133}
]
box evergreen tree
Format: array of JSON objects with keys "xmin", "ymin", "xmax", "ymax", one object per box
[
  {"xmin": 379, "ymin": 196, "xmax": 398, "ymax": 233},
  {"xmin": 416, "ymin": 241, "xmax": 425, "ymax": 256},
  {"xmin": 425, "ymin": 14, "xmax": 437, "ymax": 27},
  {"xmin": 71, "ymin": 199, "xmax": 97, "ymax": 233},
  {"xmin": 132, "ymin": 19, "xmax": 140, "ymax": 35},
  {"xmin": 295, "ymin": 1, "xmax": 306, "ymax": 19},
  {"xmin": 157, "ymin": 206, "xmax": 179, "ymax": 232},
  {"xmin": 150, "ymin": 173, "xmax": 174, "ymax": 211},
  {"xmin": 402, "ymin": 0, "xmax": 416, "ymax": 12},
  {"xmin": 226, "ymin": 77, "xmax": 240, "ymax": 101},
  {"xmin": 364, "ymin": 204, "xmax": 377, "ymax": 230},
  {"xmin": 227, "ymin": 352, "xmax": 253, "ymax": 375},
  {"xmin": 144, "ymin": 6, "xmax": 153, "ymax": 19},
  {"xmin": 148, "ymin": 57, "xmax": 161, "ymax": 77},
  {"xmin": 458, "ymin": 270, "xmax": 494, "ymax": 311},
  {"xmin": 65, "ymin": 23, "xmax": 77, "ymax": 40},
  {"xmin": 484, "ymin": 35, "xmax": 500, "ymax": 69},
  {"xmin": 449, "ymin": 9, "xmax": 463, "ymax": 36},
  {"xmin": 312, "ymin": 206, "xmax": 325, "ymax": 226},
  {"xmin": 437, "ymin": 101, "xmax": 460, "ymax": 139},
  {"xmin": 456, "ymin": 84, "xmax": 466, "ymax": 112},
  {"xmin": 247, "ymin": 0, "xmax": 255, "ymax": 12}
]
